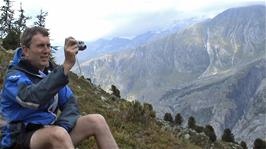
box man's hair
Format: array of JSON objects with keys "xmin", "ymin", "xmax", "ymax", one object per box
[{"xmin": 20, "ymin": 26, "xmax": 49, "ymax": 48}]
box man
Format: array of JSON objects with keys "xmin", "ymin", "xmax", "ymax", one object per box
[{"xmin": 0, "ymin": 26, "xmax": 119, "ymax": 149}]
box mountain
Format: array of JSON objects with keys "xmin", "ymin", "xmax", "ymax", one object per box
[
  {"xmin": 78, "ymin": 4, "xmax": 266, "ymax": 147},
  {"xmin": 80, "ymin": 5, "xmax": 266, "ymax": 101},
  {"xmin": 79, "ymin": 19, "xmax": 211, "ymax": 102},
  {"xmin": 159, "ymin": 58, "xmax": 266, "ymax": 147},
  {"xmin": 200, "ymin": 5, "xmax": 266, "ymax": 77},
  {"xmin": 72, "ymin": 17, "xmax": 205, "ymax": 63}
]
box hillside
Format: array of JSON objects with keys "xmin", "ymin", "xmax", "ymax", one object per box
[
  {"xmin": 159, "ymin": 57, "xmax": 266, "ymax": 146},
  {"xmin": 0, "ymin": 48, "xmax": 246, "ymax": 149},
  {"xmin": 77, "ymin": 5, "xmax": 266, "ymax": 147}
]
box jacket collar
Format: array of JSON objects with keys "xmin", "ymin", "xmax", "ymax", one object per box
[{"xmin": 17, "ymin": 59, "xmax": 42, "ymax": 75}]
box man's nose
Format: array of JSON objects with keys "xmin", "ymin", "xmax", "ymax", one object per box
[{"xmin": 42, "ymin": 46, "xmax": 51, "ymax": 54}]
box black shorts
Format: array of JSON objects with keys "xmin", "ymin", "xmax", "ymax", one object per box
[{"xmin": 12, "ymin": 124, "xmax": 44, "ymax": 149}]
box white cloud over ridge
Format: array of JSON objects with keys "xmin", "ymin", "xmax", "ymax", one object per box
[{"xmin": 2, "ymin": 0, "xmax": 264, "ymax": 45}]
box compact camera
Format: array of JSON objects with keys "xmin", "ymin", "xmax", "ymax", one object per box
[{"xmin": 77, "ymin": 41, "xmax": 87, "ymax": 51}]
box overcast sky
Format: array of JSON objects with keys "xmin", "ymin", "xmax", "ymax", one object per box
[{"xmin": 1, "ymin": 0, "xmax": 264, "ymax": 45}]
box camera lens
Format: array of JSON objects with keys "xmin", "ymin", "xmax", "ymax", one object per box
[{"xmin": 77, "ymin": 41, "xmax": 87, "ymax": 51}]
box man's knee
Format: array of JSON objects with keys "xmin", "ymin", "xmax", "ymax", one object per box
[
  {"xmin": 30, "ymin": 126, "xmax": 72, "ymax": 149},
  {"xmin": 84, "ymin": 114, "xmax": 108, "ymax": 130},
  {"xmin": 49, "ymin": 126, "xmax": 71, "ymax": 143}
]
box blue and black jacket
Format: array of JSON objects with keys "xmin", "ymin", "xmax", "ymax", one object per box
[{"xmin": 0, "ymin": 48, "xmax": 80, "ymax": 148}]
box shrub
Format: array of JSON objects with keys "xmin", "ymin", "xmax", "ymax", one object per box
[
  {"xmin": 163, "ymin": 113, "xmax": 173, "ymax": 123},
  {"xmin": 221, "ymin": 128, "xmax": 235, "ymax": 143},
  {"xmin": 253, "ymin": 138, "xmax": 266, "ymax": 149},
  {"xmin": 2, "ymin": 29, "xmax": 20, "ymax": 50},
  {"xmin": 188, "ymin": 116, "xmax": 196, "ymax": 129},
  {"xmin": 204, "ymin": 125, "xmax": 216, "ymax": 142},
  {"xmin": 143, "ymin": 103, "xmax": 155, "ymax": 118},
  {"xmin": 110, "ymin": 85, "xmax": 121, "ymax": 98},
  {"xmin": 174, "ymin": 113, "xmax": 183, "ymax": 126},
  {"xmin": 240, "ymin": 141, "xmax": 247, "ymax": 149}
]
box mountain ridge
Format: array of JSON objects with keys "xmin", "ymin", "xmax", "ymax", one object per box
[{"xmin": 78, "ymin": 4, "xmax": 266, "ymax": 147}]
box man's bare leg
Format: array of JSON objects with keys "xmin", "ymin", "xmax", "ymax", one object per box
[
  {"xmin": 70, "ymin": 114, "xmax": 119, "ymax": 149},
  {"xmin": 30, "ymin": 126, "xmax": 74, "ymax": 149}
]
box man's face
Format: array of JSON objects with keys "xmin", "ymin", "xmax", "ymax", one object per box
[{"xmin": 23, "ymin": 33, "xmax": 51, "ymax": 70}]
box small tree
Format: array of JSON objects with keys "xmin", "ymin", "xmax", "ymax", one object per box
[
  {"xmin": 188, "ymin": 116, "xmax": 196, "ymax": 129},
  {"xmin": 163, "ymin": 112, "xmax": 173, "ymax": 123},
  {"xmin": 204, "ymin": 125, "xmax": 216, "ymax": 142},
  {"xmin": 221, "ymin": 128, "xmax": 235, "ymax": 143},
  {"xmin": 110, "ymin": 85, "xmax": 121, "ymax": 98},
  {"xmin": 142, "ymin": 103, "xmax": 155, "ymax": 123},
  {"xmin": 126, "ymin": 100, "xmax": 145, "ymax": 123},
  {"xmin": 14, "ymin": 3, "xmax": 30, "ymax": 34},
  {"xmin": 240, "ymin": 141, "xmax": 248, "ymax": 149},
  {"xmin": 143, "ymin": 103, "xmax": 153, "ymax": 112},
  {"xmin": 2, "ymin": 29, "xmax": 20, "ymax": 50},
  {"xmin": 0, "ymin": 0, "xmax": 15, "ymax": 38},
  {"xmin": 143, "ymin": 103, "xmax": 155, "ymax": 118},
  {"xmin": 0, "ymin": 2, "xmax": 30, "ymax": 50},
  {"xmin": 174, "ymin": 113, "xmax": 183, "ymax": 126},
  {"xmin": 34, "ymin": 9, "xmax": 48, "ymax": 27},
  {"xmin": 253, "ymin": 138, "xmax": 266, "ymax": 149}
]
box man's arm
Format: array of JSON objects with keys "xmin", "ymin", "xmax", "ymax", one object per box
[
  {"xmin": 52, "ymin": 38, "xmax": 80, "ymax": 131},
  {"xmin": 63, "ymin": 37, "xmax": 78, "ymax": 75},
  {"xmin": 16, "ymin": 66, "xmax": 69, "ymax": 108},
  {"xmin": 55, "ymin": 86, "xmax": 80, "ymax": 132}
]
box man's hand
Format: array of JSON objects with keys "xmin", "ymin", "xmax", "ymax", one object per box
[{"xmin": 63, "ymin": 37, "xmax": 78, "ymax": 75}]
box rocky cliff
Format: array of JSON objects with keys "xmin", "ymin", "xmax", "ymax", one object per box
[
  {"xmin": 79, "ymin": 5, "xmax": 266, "ymax": 146},
  {"xmin": 159, "ymin": 58, "xmax": 266, "ymax": 146}
]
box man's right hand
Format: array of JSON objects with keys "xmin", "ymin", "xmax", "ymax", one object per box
[{"xmin": 63, "ymin": 37, "xmax": 78, "ymax": 75}]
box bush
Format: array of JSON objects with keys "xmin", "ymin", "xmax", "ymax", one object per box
[
  {"xmin": 240, "ymin": 141, "xmax": 247, "ymax": 149},
  {"xmin": 204, "ymin": 125, "xmax": 216, "ymax": 142},
  {"xmin": 188, "ymin": 116, "xmax": 196, "ymax": 129},
  {"xmin": 221, "ymin": 128, "xmax": 235, "ymax": 143},
  {"xmin": 253, "ymin": 138, "xmax": 266, "ymax": 149},
  {"xmin": 2, "ymin": 29, "xmax": 20, "ymax": 50},
  {"xmin": 163, "ymin": 113, "xmax": 173, "ymax": 123},
  {"xmin": 110, "ymin": 85, "xmax": 121, "ymax": 98},
  {"xmin": 143, "ymin": 103, "xmax": 153, "ymax": 111},
  {"xmin": 143, "ymin": 103, "xmax": 155, "ymax": 118},
  {"xmin": 174, "ymin": 113, "xmax": 183, "ymax": 126},
  {"xmin": 125, "ymin": 101, "xmax": 155, "ymax": 125}
]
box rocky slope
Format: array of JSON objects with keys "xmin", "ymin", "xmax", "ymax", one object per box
[
  {"xmin": 80, "ymin": 18, "xmax": 210, "ymax": 103},
  {"xmin": 78, "ymin": 5, "xmax": 266, "ymax": 146},
  {"xmin": 159, "ymin": 58, "xmax": 266, "ymax": 146}
]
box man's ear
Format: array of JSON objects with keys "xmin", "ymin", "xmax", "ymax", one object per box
[{"xmin": 22, "ymin": 47, "xmax": 29, "ymax": 57}]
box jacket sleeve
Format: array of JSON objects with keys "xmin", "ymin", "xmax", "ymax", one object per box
[
  {"xmin": 5, "ymin": 65, "xmax": 69, "ymax": 109},
  {"xmin": 54, "ymin": 86, "xmax": 80, "ymax": 132}
]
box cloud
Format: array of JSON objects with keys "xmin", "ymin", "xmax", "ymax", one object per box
[
  {"xmin": 106, "ymin": 9, "xmax": 184, "ymax": 38},
  {"xmin": 6, "ymin": 0, "xmax": 265, "ymax": 45}
]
